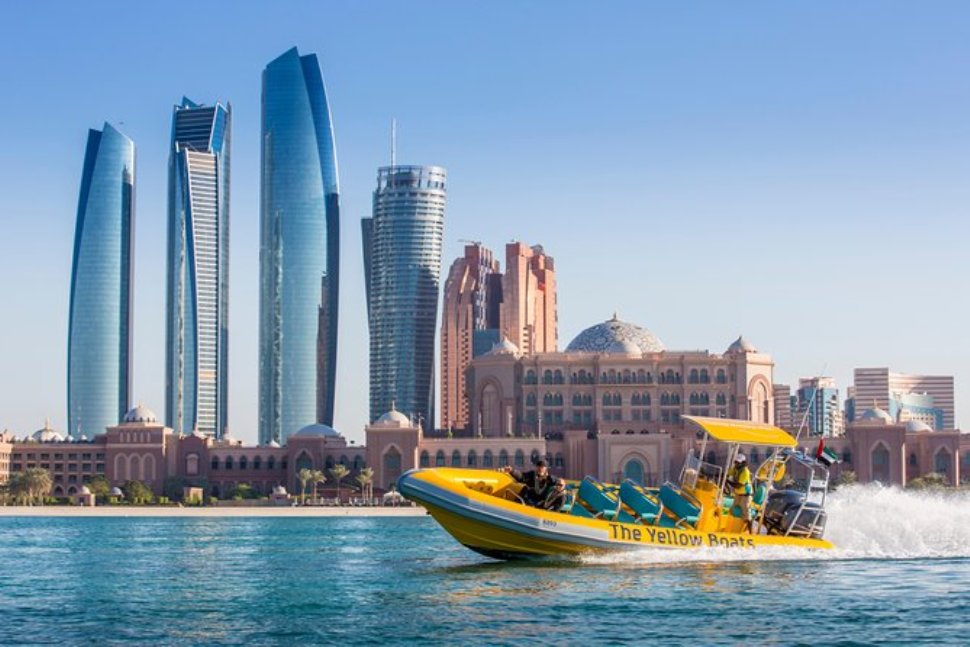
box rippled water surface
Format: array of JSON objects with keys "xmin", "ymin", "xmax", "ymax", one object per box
[{"xmin": 1, "ymin": 485, "xmax": 969, "ymax": 645}]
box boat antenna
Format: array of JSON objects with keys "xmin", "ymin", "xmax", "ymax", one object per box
[{"xmin": 794, "ymin": 364, "xmax": 827, "ymax": 444}]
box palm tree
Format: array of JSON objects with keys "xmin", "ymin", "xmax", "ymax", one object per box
[
  {"xmin": 22, "ymin": 468, "xmax": 52, "ymax": 506},
  {"xmin": 310, "ymin": 470, "xmax": 326, "ymax": 504},
  {"xmin": 356, "ymin": 467, "xmax": 375, "ymax": 501},
  {"xmin": 329, "ymin": 464, "xmax": 349, "ymax": 504},
  {"xmin": 297, "ymin": 468, "xmax": 313, "ymax": 505}
]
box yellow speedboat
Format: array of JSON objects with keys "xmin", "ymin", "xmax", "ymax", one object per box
[{"xmin": 398, "ymin": 416, "xmax": 834, "ymax": 559}]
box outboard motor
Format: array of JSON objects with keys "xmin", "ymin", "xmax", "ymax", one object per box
[{"xmin": 763, "ymin": 489, "xmax": 827, "ymax": 539}]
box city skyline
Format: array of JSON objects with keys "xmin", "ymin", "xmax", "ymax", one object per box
[{"xmin": 2, "ymin": 3, "xmax": 970, "ymax": 443}]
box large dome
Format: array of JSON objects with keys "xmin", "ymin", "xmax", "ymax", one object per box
[
  {"xmin": 566, "ymin": 314, "xmax": 665, "ymax": 354},
  {"xmin": 294, "ymin": 423, "xmax": 342, "ymax": 438},
  {"xmin": 122, "ymin": 404, "xmax": 157, "ymax": 425}
]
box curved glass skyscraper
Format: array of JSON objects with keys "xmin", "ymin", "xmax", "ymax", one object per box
[
  {"xmin": 363, "ymin": 165, "xmax": 446, "ymax": 427},
  {"xmin": 259, "ymin": 47, "xmax": 340, "ymax": 444},
  {"xmin": 67, "ymin": 123, "xmax": 135, "ymax": 436},
  {"xmin": 166, "ymin": 98, "xmax": 231, "ymax": 438}
]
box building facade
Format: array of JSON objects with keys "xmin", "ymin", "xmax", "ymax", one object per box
[
  {"xmin": 794, "ymin": 377, "xmax": 844, "ymax": 437},
  {"xmin": 67, "ymin": 123, "xmax": 135, "ymax": 438},
  {"xmin": 362, "ymin": 165, "xmax": 446, "ymax": 426},
  {"xmin": 259, "ymin": 47, "xmax": 342, "ymax": 444},
  {"xmin": 440, "ymin": 243, "xmax": 503, "ymax": 431},
  {"xmin": 848, "ymin": 368, "xmax": 954, "ymax": 430},
  {"xmin": 499, "ymin": 242, "xmax": 557, "ymax": 356},
  {"xmin": 166, "ymin": 98, "xmax": 231, "ymax": 438}
]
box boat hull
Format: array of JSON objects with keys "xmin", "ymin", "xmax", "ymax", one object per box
[{"xmin": 398, "ymin": 468, "xmax": 833, "ymax": 559}]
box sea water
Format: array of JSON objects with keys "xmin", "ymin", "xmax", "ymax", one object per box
[{"xmin": 0, "ymin": 485, "xmax": 968, "ymax": 645}]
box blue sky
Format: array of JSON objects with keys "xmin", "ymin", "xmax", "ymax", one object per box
[{"xmin": 1, "ymin": 1, "xmax": 968, "ymax": 443}]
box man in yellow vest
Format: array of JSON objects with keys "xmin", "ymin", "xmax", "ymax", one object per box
[{"xmin": 727, "ymin": 453, "xmax": 753, "ymax": 533}]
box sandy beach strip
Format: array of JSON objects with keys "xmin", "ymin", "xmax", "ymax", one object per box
[{"xmin": 0, "ymin": 505, "xmax": 428, "ymax": 518}]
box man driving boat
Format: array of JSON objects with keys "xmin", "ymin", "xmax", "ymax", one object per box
[
  {"xmin": 499, "ymin": 460, "xmax": 566, "ymax": 511},
  {"xmin": 727, "ymin": 453, "xmax": 754, "ymax": 533}
]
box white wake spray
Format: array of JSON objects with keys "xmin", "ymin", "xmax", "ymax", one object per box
[{"xmin": 581, "ymin": 484, "xmax": 970, "ymax": 565}]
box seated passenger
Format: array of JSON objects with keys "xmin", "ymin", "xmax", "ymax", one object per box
[{"xmin": 499, "ymin": 460, "xmax": 566, "ymax": 510}]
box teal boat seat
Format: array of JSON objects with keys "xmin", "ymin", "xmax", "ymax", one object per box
[
  {"xmin": 659, "ymin": 482, "xmax": 701, "ymax": 528},
  {"xmin": 724, "ymin": 483, "xmax": 768, "ymax": 518},
  {"xmin": 569, "ymin": 502, "xmax": 595, "ymax": 518},
  {"xmin": 578, "ymin": 477, "xmax": 637, "ymax": 523},
  {"xmin": 753, "ymin": 482, "xmax": 768, "ymax": 506},
  {"xmin": 619, "ymin": 480, "xmax": 663, "ymax": 524}
]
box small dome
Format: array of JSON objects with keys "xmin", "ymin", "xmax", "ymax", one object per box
[
  {"xmin": 860, "ymin": 407, "xmax": 894, "ymax": 424},
  {"xmin": 294, "ymin": 423, "xmax": 342, "ymax": 438},
  {"xmin": 905, "ymin": 419, "xmax": 933, "ymax": 433},
  {"xmin": 375, "ymin": 408, "xmax": 411, "ymax": 427},
  {"xmin": 266, "ymin": 439, "xmax": 281, "ymax": 448},
  {"xmin": 109, "ymin": 487, "xmax": 123, "ymax": 497},
  {"xmin": 80, "ymin": 486, "xmax": 92, "ymax": 495},
  {"xmin": 122, "ymin": 404, "xmax": 157, "ymax": 424},
  {"xmin": 606, "ymin": 338, "xmax": 642, "ymax": 357},
  {"xmin": 272, "ymin": 485, "xmax": 288, "ymax": 496},
  {"xmin": 485, "ymin": 338, "xmax": 520, "ymax": 357},
  {"xmin": 32, "ymin": 419, "xmax": 65, "ymax": 443},
  {"xmin": 726, "ymin": 336, "xmax": 757, "ymax": 354},
  {"xmin": 566, "ymin": 314, "xmax": 665, "ymax": 354}
]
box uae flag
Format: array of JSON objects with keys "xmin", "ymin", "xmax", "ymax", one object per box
[{"xmin": 815, "ymin": 438, "xmax": 840, "ymax": 466}]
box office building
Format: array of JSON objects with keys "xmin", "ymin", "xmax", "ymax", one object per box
[
  {"xmin": 165, "ymin": 98, "xmax": 231, "ymax": 437},
  {"xmin": 67, "ymin": 123, "xmax": 135, "ymax": 437},
  {"xmin": 259, "ymin": 47, "xmax": 341, "ymax": 444},
  {"xmin": 363, "ymin": 165, "xmax": 446, "ymax": 427}
]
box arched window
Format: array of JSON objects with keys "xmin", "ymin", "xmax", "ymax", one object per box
[
  {"xmin": 632, "ymin": 393, "xmax": 641, "ymax": 406},
  {"xmin": 842, "ymin": 448, "xmax": 852, "ymax": 464},
  {"xmin": 622, "ymin": 370, "xmax": 631, "ymax": 384},
  {"xmin": 498, "ymin": 450, "xmax": 509, "ymax": 467},
  {"xmin": 514, "ymin": 450, "xmax": 525, "ymax": 468},
  {"xmin": 435, "ymin": 450, "xmax": 446, "ymax": 467},
  {"xmin": 608, "ymin": 370, "xmax": 617, "ymax": 384},
  {"xmin": 573, "ymin": 394, "xmax": 582, "ymax": 406},
  {"xmin": 420, "ymin": 451, "xmax": 430, "ymax": 468},
  {"xmin": 239, "ymin": 456, "xmax": 248, "ymax": 470},
  {"xmin": 623, "ymin": 459, "xmax": 645, "ymax": 485},
  {"xmin": 253, "ymin": 456, "xmax": 262, "ymax": 470},
  {"xmin": 872, "ymin": 444, "xmax": 891, "ymax": 482},
  {"xmin": 602, "ymin": 394, "xmax": 612, "ymax": 407},
  {"xmin": 665, "ymin": 369, "xmax": 676, "ymax": 384},
  {"xmin": 383, "ymin": 447, "xmax": 402, "ymax": 490},
  {"xmin": 295, "ymin": 452, "xmax": 312, "ymax": 472},
  {"xmin": 353, "ymin": 456, "xmax": 364, "ymax": 471},
  {"xmin": 225, "ymin": 456, "xmax": 233, "ymax": 470},
  {"xmin": 934, "ymin": 448, "xmax": 951, "ymax": 475},
  {"xmin": 467, "ymin": 450, "xmax": 477, "ymax": 467},
  {"xmin": 543, "ymin": 370, "xmax": 553, "ymax": 384},
  {"xmin": 185, "ymin": 453, "xmax": 199, "ymax": 476},
  {"xmin": 325, "ymin": 456, "xmax": 335, "ymax": 470},
  {"xmin": 267, "ymin": 456, "xmax": 276, "ymax": 470},
  {"xmin": 689, "ymin": 369, "xmax": 699, "ymax": 384},
  {"xmin": 525, "ymin": 370, "xmax": 537, "ymax": 385},
  {"xmin": 526, "ymin": 393, "xmax": 537, "ymax": 407},
  {"xmin": 211, "ymin": 456, "xmax": 220, "ymax": 470},
  {"xmin": 340, "ymin": 455, "xmax": 349, "ymax": 467},
  {"xmin": 531, "ymin": 450, "xmax": 541, "ymax": 465},
  {"xmin": 483, "ymin": 450, "xmax": 493, "ymax": 467},
  {"xmin": 451, "ymin": 450, "xmax": 462, "ymax": 467},
  {"xmin": 909, "ymin": 452, "xmax": 918, "ymax": 468},
  {"xmin": 700, "ymin": 369, "xmax": 709, "ymax": 384},
  {"xmin": 554, "ymin": 370, "xmax": 564, "ymax": 384},
  {"xmin": 642, "ymin": 393, "xmax": 651, "ymax": 406}
]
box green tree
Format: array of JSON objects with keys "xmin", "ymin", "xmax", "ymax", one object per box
[
  {"xmin": 163, "ymin": 476, "xmax": 188, "ymax": 502},
  {"xmin": 832, "ymin": 470, "xmax": 857, "ymax": 489},
  {"xmin": 297, "ymin": 468, "xmax": 313, "ymax": 505},
  {"xmin": 908, "ymin": 472, "xmax": 947, "ymax": 490},
  {"xmin": 122, "ymin": 480, "xmax": 154, "ymax": 504},
  {"xmin": 356, "ymin": 467, "xmax": 374, "ymax": 500},
  {"xmin": 86, "ymin": 475, "xmax": 111, "ymax": 498},
  {"xmin": 310, "ymin": 470, "xmax": 326, "ymax": 504},
  {"xmin": 329, "ymin": 464, "xmax": 349, "ymax": 503},
  {"xmin": 19, "ymin": 468, "xmax": 52, "ymax": 506},
  {"xmin": 227, "ymin": 483, "xmax": 255, "ymax": 500}
]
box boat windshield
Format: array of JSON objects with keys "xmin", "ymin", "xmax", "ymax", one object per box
[
  {"xmin": 679, "ymin": 449, "xmax": 722, "ymax": 490},
  {"xmin": 777, "ymin": 450, "xmax": 830, "ymax": 507}
]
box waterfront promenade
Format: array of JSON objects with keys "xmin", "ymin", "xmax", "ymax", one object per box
[{"xmin": 0, "ymin": 505, "xmax": 427, "ymax": 518}]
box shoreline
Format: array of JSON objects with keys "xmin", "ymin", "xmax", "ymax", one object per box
[{"xmin": 0, "ymin": 505, "xmax": 428, "ymax": 518}]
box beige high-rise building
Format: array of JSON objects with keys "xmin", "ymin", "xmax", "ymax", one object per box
[
  {"xmin": 440, "ymin": 244, "xmax": 501, "ymax": 431},
  {"xmin": 500, "ymin": 242, "xmax": 557, "ymax": 356}
]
